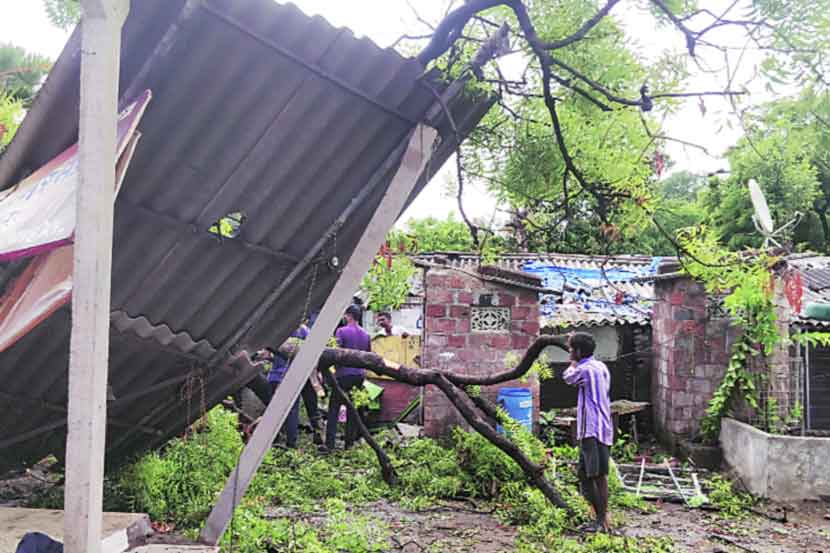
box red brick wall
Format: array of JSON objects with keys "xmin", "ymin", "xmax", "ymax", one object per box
[
  {"xmin": 422, "ymin": 268, "xmax": 541, "ymax": 438},
  {"xmin": 652, "ymin": 277, "xmax": 733, "ymax": 442},
  {"xmin": 652, "ymin": 275, "xmax": 794, "ymax": 445}
]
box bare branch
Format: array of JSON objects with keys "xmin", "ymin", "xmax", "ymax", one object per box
[
  {"xmin": 391, "ymin": 33, "xmax": 434, "ymax": 49},
  {"xmin": 417, "ymin": 0, "xmax": 507, "ymax": 65}
]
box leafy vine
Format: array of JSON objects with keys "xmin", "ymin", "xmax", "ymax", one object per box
[{"xmin": 676, "ymin": 228, "xmax": 782, "ymax": 441}]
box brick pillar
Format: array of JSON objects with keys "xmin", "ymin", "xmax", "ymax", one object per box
[
  {"xmin": 652, "ymin": 276, "xmax": 735, "ymax": 446},
  {"xmin": 422, "ymin": 268, "xmax": 541, "ymax": 438}
]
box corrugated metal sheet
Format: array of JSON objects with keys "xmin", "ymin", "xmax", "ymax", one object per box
[
  {"xmin": 786, "ymin": 254, "xmax": 830, "ymax": 327},
  {"xmin": 0, "ymin": 0, "xmax": 492, "ymax": 471},
  {"xmin": 413, "ymin": 252, "xmax": 661, "ymax": 327}
]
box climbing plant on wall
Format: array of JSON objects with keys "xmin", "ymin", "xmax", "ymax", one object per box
[{"xmin": 675, "ymin": 227, "xmax": 783, "ymax": 441}]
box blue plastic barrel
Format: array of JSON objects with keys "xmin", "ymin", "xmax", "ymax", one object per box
[{"xmin": 496, "ymin": 387, "xmax": 533, "ymax": 434}]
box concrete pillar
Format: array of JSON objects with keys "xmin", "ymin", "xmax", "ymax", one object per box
[{"xmin": 64, "ymin": 2, "xmax": 128, "ymax": 553}]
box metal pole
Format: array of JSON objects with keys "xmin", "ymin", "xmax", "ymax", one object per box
[{"xmin": 64, "ymin": 2, "xmax": 128, "ymax": 552}]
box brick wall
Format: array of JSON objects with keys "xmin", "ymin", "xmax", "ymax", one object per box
[
  {"xmin": 422, "ymin": 268, "xmax": 541, "ymax": 438},
  {"xmin": 652, "ymin": 274, "xmax": 794, "ymax": 445},
  {"xmin": 652, "ymin": 276, "xmax": 735, "ymax": 443}
]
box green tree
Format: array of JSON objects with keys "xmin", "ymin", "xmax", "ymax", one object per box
[
  {"xmin": 0, "ymin": 43, "xmax": 51, "ymax": 106},
  {"xmin": 0, "ymin": 44, "xmax": 51, "ymax": 153},
  {"xmin": 403, "ymin": 0, "xmax": 830, "ymax": 257},
  {"xmin": 0, "ymin": 92, "xmax": 23, "ymax": 151},
  {"xmin": 702, "ymin": 89, "xmax": 830, "ymax": 252},
  {"xmin": 43, "ymin": 0, "xmax": 81, "ymax": 30},
  {"xmin": 392, "ymin": 215, "xmax": 478, "ymax": 253}
]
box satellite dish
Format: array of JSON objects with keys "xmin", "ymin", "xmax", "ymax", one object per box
[
  {"xmin": 748, "ymin": 179, "xmax": 774, "ymax": 235},
  {"xmin": 747, "ymin": 179, "xmax": 801, "ymax": 249}
]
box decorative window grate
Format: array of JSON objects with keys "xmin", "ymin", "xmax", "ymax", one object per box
[
  {"xmin": 471, "ymin": 307, "xmax": 511, "ymax": 332},
  {"xmin": 706, "ymin": 294, "xmax": 728, "ymax": 320}
]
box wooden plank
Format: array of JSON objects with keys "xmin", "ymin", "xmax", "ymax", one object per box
[
  {"xmin": 63, "ymin": 2, "xmax": 129, "ymax": 553},
  {"xmin": 199, "ymin": 125, "xmax": 439, "ymax": 545}
]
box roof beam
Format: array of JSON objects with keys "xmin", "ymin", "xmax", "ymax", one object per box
[{"xmin": 199, "ymin": 123, "xmax": 439, "ymax": 545}]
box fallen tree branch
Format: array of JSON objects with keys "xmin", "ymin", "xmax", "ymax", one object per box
[
  {"xmin": 278, "ymin": 335, "xmax": 573, "ymax": 513},
  {"xmin": 320, "ymin": 368, "xmax": 399, "ymax": 487},
  {"xmin": 432, "ymin": 374, "xmax": 573, "ymax": 513},
  {"xmin": 280, "ymin": 335, "xmax": 568, "ymax": 388}
]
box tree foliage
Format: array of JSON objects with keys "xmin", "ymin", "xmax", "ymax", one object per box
[
  {"xmin": 0, "ymin": 93, "xmax": 23, "ymax": 152},
  {"xmin": 0, "ymin": 44, "xmax": 52, "ymax": 153},
  {"xmin": 702, "ymin": 89, "xmax": 830, "ymax": 252},
  {"xmin": 360, "ymin": 255, "xmax": 416, "ymax": 312},
  {"xmin": 0, "ymin": 43, "xmax": 51, "ymax": 106},
  {"xmin": 394, "ymin": 0, "xmax": 830, "ymax": 258},
  {"xmin": 43, "ymin": 0, "xmax": 81, "ymax": 31},
  {"xmin": 391, "ymin": 215, "xmax": 479, "ymax": 253}
]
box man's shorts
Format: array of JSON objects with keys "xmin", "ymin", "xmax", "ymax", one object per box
[{"xmin": 578, "ymin": 437, "xmax": 610, "ymax": 479}]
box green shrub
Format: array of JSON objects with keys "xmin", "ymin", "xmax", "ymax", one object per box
[
  {"xmin": 116, "ymin": 408, "xmax": 243, "ymax": 526},
  {"xmin": 708, "ymin": 475, "xmax": 755, "ymax": 518}
]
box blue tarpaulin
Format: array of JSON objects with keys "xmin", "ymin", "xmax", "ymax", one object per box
[{"xmin": 521, "ymin": 259, "xmax": 660, "ymax": 324}]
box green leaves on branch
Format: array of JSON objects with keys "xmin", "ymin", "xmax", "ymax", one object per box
[
  {"xmin": 679, "ymin": 228, "xmax": 784, "ymax": 441},
  {"xmin": 360, "ymin": 255, "xmax": 415, "ymax": 313},
  {"xmin": 700, "ymin": 335, "xmax": 759, "ymax": 441},
  {"xmin": 0, "ymin": 92, "xmax": 23, "ymax": 152},
  {"xmin": 43, "ymin": 0, "xmax": 81, "ymax": 30}
]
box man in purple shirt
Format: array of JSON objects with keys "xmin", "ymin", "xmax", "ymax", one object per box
[
  {"xmin": 563, "ymin": 331, "xmax": 613, "ymax": 532},
  {"xmin": 324, "ymin": 304, "xmax": 370, "ymax": 451},
  {"xmin": 264, "ymin": 323, "xmax": 323, "ymax": 448}
]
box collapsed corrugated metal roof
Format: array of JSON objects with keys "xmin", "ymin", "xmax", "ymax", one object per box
[
  {"xmin": 412, "ymin": 252, "xmax": 663, "ymax": 327},
  {"xmin": 0, "ymin": 0, "xmax": 492, "ymax": 471}
]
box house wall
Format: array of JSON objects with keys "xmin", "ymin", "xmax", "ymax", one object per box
[
  {"xmin": 421, "ymin": 268, "xmax": 541, "ymax": 438},
  {"xmin": 652, "ymin": 277, "xmax": 735, "ymax": 444},
  {"xmin": 652, "ymin": 275, "xmax": 794, "ymax": 446}
]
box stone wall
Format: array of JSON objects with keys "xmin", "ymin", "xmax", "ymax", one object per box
[
  {"xmin": 421, "ymin": 267, "xmax": 541, "ymax": 437},
  {"xmin": 652, "ymin": 276, "xmax": 735, "ymax": 443}
]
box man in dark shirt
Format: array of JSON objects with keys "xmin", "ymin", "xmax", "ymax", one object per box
[
  {"xmin": 266, "ymin": 324, "xmax": 322, "ymax": 448},
  {"xmin": 324, "ymin": 304, "xmax": 370, "ymax": 451}
]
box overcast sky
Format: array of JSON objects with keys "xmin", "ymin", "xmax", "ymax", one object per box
[{"xmin": 0, "ymin": 0, "xmax": 767, "ymax": 224}]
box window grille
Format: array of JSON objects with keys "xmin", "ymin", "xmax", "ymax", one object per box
[{"xmin": 471, "ymin": 307, "xmax": 510, "ymax": 332}]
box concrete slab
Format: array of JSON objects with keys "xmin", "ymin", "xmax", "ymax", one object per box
[{"xmin": 0, "ymin": 508, "xmax": 151, "ymax": 552}]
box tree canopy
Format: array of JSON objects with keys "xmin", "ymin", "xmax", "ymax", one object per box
[
  {"xmin": 0, "ymin": 44, "xmax": 51, "ymax": 152},
  {"xmin": 396, "ymin": 0, "xmax": 830, "ymax": 258},
  {"xmin": 702, "ymin": 89, "xmax": 830, "ymax": 252},
  {"xmin": 42, "ymin": 0, "xmax": 81, "ymax": 30}
]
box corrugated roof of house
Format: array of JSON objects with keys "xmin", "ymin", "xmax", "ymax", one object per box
[
  {"xmin": 413, "ymin": 252, "xmax": 666, "ymax": 328},
  {"xmin": 786, "ymin": 253, "xmax": 830, "ymax": 328}
]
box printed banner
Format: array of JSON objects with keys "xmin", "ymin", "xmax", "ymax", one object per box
[{"xmin": 0, "ymin": 89, "xmax": 152, "ymax": 261}]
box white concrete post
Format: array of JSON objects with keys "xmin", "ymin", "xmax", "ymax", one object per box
[{"xmin": 64, "ymin": 2, "xmax": 129, "ymax": 553}]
